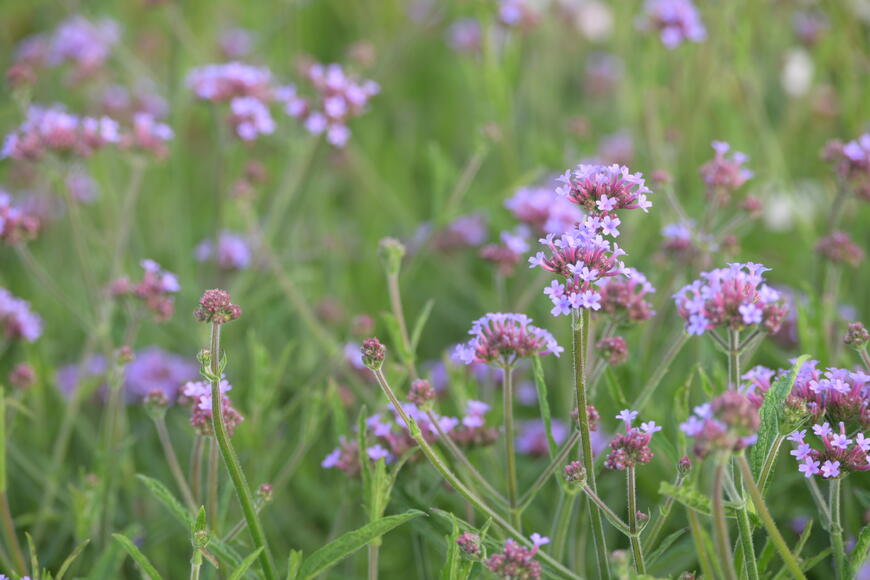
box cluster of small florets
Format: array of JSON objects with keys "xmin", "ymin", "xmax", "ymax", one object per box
[
  {"xmin": 485, "ymin": 535, "xmax": 550, "ymax": 580},
  {"xmin": 194, "ymin": 289, "xmax": 242, "ymax": 325},
  {"xmin": 505, "ymin": 186, "xmax": 584, "ymax": 235},
  {"xmin": 280, "ymin": 62, "xmax": 379, "ymax": 147},
  {"xmin": 604, "ymin": 409, "xmax": 660, "ymax": 470},
  {"xmin": 195, "ymin": 231, "xmax": 252, "ymax": 270},
  {"xmin": 108, "ymin": 260, "xmax": 180, "ymax": 321},
  {"xmin": 1, "ymin": 105, "xmax": 120, "ymax": 161},
  {"xmin": 187, "ymin": 62, "xmax": 274, "ymax": 102},
  {"xmin": 429, "ymin": 214, "xmax": 488, "ymax": 252},
  {"xmin": 123, "ymin": 112, "xmax": 174, "ymax": 157},
  {"xmin": 480, "ymin": 228, "xmax": 530, "ymax": 276},
  {"xmin": 448, "ymin": 400, "xmax": 500, "ymax": 448},
  {"xmin": 530, "ymin": 223, "xmax": 630, "ymax": 316},
  {"xmin": 181, "ymin": 379, "xmax": 244, "ymax": 436},
  {"xmin": 554, "ymin": 163, "xmax": 652, "ymax": 218},
  {"xmin": 407, "ymin": 378, "xmax": 436, "ymax": 407},
  {"xmin": 788, "ymin": 422, "xmax": 869, "ymax": 479},
  {"xmin": 99, "ymin": 84, "xmax": 169, "ymax": 121},
  {"xmin": 0, "ymin": 287, "xmax": 43, "ymax": 342},
  {"xmin": 680, "ymin": 391, "xmax": 759, "ymax": 458},
  {"xmin": 597, "ymin": 267, "xmax": 656, "ymax": 323},
  {"xmin": 824, "ymin": 133, "xmax": 870, "ymax": 201},
  {"xmin": 844, "ymin": 322, "xmax": 869, "ymax": 349},
  {"xmin": 360, "ymin": 337, "xmax": 387, "ymax": 370},
  {"xmin": 673, "ymin": 262, "xmax": 788, "ymax": 335},
  {"xmin": 597, "ymin": 336, "xmax": 629, "ymax": 366},
  {"xmin": 8, "ymin": 16, "xmax": 119, "ymax": 83},
  {"xmin": 787, "ymin": 360, "xmax": 869, "ymax": 429},
  {"xmin": 699, "ymin": 141, "xmax": 753, "ymax": 204},
  {"xmin": 229, "ymin": 96, "xmax": 276, "ymax": 141},
  {"xmin": 640, "ymin": 0, "xmax": 707, "ymax": 49},
  {"xmin": 320, "ymin": 436, "xmax": 361, "ymax": 476},
  {"xmin": 9, "ymin": 362, "xmax": 37, "ymax": 390},
  {"xmin": 0, "ymin": 191, "xmax": 41, "ymax": 244},
  {"xmin": 453, "ymin": 313, "xmax": 562, "ymax": 367},
  {"xmin": 564, "ymin": 460, "xmax": 587, "ymax": 487},
  {"xmin": 570, "ymin": 405, "xmax": 601, "ymax": 432},
  {"xmin": 739, "ymin": 365, "xmax": 776, "ymax": 409},
  {"xmin": 456, "ymin": 531, "xmax": 482, "ymax": 558},
  {"xmin": 815, "ymin": 231, "xmax": 864, "ymax": 268}
]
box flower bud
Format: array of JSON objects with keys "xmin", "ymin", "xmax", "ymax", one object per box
[
  {"xmin": 8, "ymin": 363, "xmax": 36, "ymax": 390},
  {"xmin": 844, "ymin": 322, "xmax": 869, "ymax": 349},
  {"xmin": 407, "ymin": 379, "xmax": 436, "ymax": 408},
  {"xmin": 564, "ymin": 460, "xmax": 587, "ymax": 490},
  {"xmin": 144, "ymin": 389, "xmax": 169, "ymax": 418},
  {"xmin": 194, "ymin": 289, "xmax": 242, "ymax": 324},
  {"xmin": 360, "ymin": 338, "xmax": 386, "ymax": 370},
  {"xmin": 116, "ymin": 345, "xmax": 135, "ymax": 364},
  {"xmin": 258, "ymin": 483, "xmax": 273, "ymax": 503},
  {"xmin": 636, "ymin": 510, "xmax": 649, "ymax": 522},
  {"xmin": 456, "ymin": 531, "xmax": 482, "ymax": 559},
  {"xmin": 378, "ymin": 237, "xmax": 406, "ymax": 276},
  {"xmin": 678, "ymin": 456, "xmax": 692, "ymax": 476},
  {"xmin": 193, "ymin": 529, "xmax": 210, "ymax": 548}
]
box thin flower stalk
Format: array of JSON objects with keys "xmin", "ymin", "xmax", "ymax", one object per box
[
  {"xmin": 713, "ymin": 458, "xmax": 738, "ymax": 580},
  {"xmin": 503, "ymin": 366, "xmax": 521, "ymax": 529},
  {"xmin": 829, "ymin": 478, "xmax": 845, "ymax": 580},
  {"xmin": 190, "ymin": 435, "xmax": 204, "ymax": 505},
  {"xmin": 735, "ymin": 454, "xmax": 807, "ymax": 580},
  {"xmin": 626, "ymin": 466, "xmax": 646, "ymax": 574},
  {"xmin": 572, "ymin": 308, "xmax": 609, "ymax": 578},
  {"xmin": 518, "ymin": 431, "xmax": 581, "ymax": 512},
  {"xmin": 207, "ymin": 437, "xmax": 219, "ymax": 526},
  {"xmin": 630, "ymin": 331, "xmax": 689, "ymax": 411},
  {"xmin": 687, "ymin": 509, "xmax": 717, "ymax": 580},
  {"xmin": 153, "ymin": 415, "xmax": 197, "ymax": 511}
]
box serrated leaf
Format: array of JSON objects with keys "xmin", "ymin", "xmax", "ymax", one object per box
[
  {"xmin": 297, "ymin": 510, "xmax": 426, "ymax": 579},
  {"xmin": 531, "ymin": 357, "xmax": 557, "ymax": 458},
  {"xmin": 410, "ymin": 299, "xmax": 435, "ymax": 352},
  {"xmin": 286, "ymin": 550, "xmax": 303, "ymax": 580},
  {"xmin": 658, "ymin": 481, "xmax": 759, "ymax": 525},
  {"xmin": 26, "ymin": 532, "xmax": 41, "ymax": 580},
  {"xmin": 439, "ymin": 514, "xmax": 474, "ymax": 580},
  {"xmin": 112, "ymin": 534, "xmax": 163, "ymax": 580},
  {"xmin": 227, "ymin": 547, "xmax": 263, "ymax": 580},
  {"xmin": 750, "ymin": 355, "xmax": 809, "ymax": 481},
  {"xmin": 55, "ymin": 539, "xmax": 90, "ymax": 580},
  {"xmin": 849, "ymin": 524, "xmax": 870, "ymax": 577}
]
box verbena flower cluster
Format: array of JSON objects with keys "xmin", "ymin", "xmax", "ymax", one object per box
[
  {"xmin": 504, "ymin": 185, "xmax": 584, "ymax": 235},
  {"xmin": 109, "ymin": 259, "xmax": 180, "ymax": 322},
  {"xmin": 787, "ymin": 423, "xmax": 869, "ymax": 479},
  {"xmin": 453, "ymin": 313, "xmax": 562, "ymax": 367},
  {"xmin": 673, "ymin": 262, "xmax": 788, "ymax": 335},
  {"xmin": 680, "ymin": 391, "xmax": 760, "ymax": 457},
  {"xmin": 824, "ymin": 132, "xmax": 870, "ymax": 201},
  {"xmin": 699, "ymin": 141, "xmax": 753, "ymax": 203},
  {"xmin": 0, "ymin": 287, "xmax": 43, "ymax": 342},
  {"xmin": 554, "ymin": 163, "xmax": 652, "ymax": 217},
  {"xmin": 195, "ymin": 231, "xmax": 253, "ymax": 270},
  {"xmin": 0, "ymin": 190, "xmax": 41, "ymax": 244},
  {"xmin": 604, "ymin": 409, "xmax": 661, "ymax": 470},
  {"xmin": 485, "ymin": 534, "xmax": 550, "ymax": 580},
  {"xmin": 181, "ymin": 378, "xmax": 244, "ymax": 436},
  {"xmin": 640, "ymin": 0, "xmax": 707, "ymax": 49},
  {"xmin": 597, "ymin": 267, "xmax": 656, "ymax": 323}
]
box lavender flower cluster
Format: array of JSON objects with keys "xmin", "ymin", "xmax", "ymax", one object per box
[
  {"xmin": 0, "ymin": 287, "xmax": 42, "ymax": 342},
  {"xmin": 453, "ymin": 313, "xmax": 562, "ymax": 367},
  {"xmin": 788, "ymin": 423, "xmax": 869, "ymax": 479}
]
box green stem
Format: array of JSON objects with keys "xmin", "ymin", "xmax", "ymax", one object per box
[
  {"xmin": 572, "ymin": 309, "xmax": 609, "ymax": 579},
  {"xmin": 829, "ymin": 478, "xmax": 844, "ymax": 580},
  {"xmin": 207, "ymin": 323, "xmax": 277, "ymax": 580},
  {"xmin": 728, "ymin": 330, "xmax": 741, "ymax": 389},
  {"xmin": 630, "ymin": 332, "xmax": 689, "ymax": 411},
  {"xmin": 806, "ymin": 477, "xmax": 832, "ymax": 528},
  {"xmin": 518, "ymin": 431, "xmax": 581, "ymax": 512},
  {"xmin": 387, "ymin": 271, "xmax": 417, "ymax": 380},
  {"xmin": 502, "ymin": 366, "xmax": 521, "ymax": 530},
  {"xmin": 757, "ymin": 434, "xmax": 786, "ymax": 493},
  {"xmin": 368, "ymin": 543, "xmax": 379, "ymax": 580},
  {"xmin": 207, "ymin": 437, "xmax": 219, "ymax": 528},
  {"xmin": 627, "ymin": 466, "xmax": 646, "ymax": 575},
  {"xmin": 551, "ymin": 494, "xmax": 576, "ymax": 562},
  {"xmin": 857, "ymin": 346, "xmax": 870, "ymax": 372},
  {"xmin": 735, "ymin": 454, "xmax": 807, "ymax": 580},
  {"xmin": 687, "ymin": 509, "xmax": 717, "ymax": 580},
  {"xmin": 581, "ymin": 485, "xmax": 631, "ymax": 537},
  {"xmin": 153, "ymin": 416, "xmax": 197, "ymax": 512},
  {"xmin": 736, "ymin": 498, "xmax": 760, "ymax": 580},
  {"xmin": 371, "ymin": 368, "xmax": 576, "ymax": 579},
  {"xmin": 191, "ymin": 435, "xmax": 204, "ymax": 506},
  {"xmin": 713, "ymin": 459, "xmax": 738, "ymax": 580},
  {"xmin": 0, "ymin": 492, "xmax": 26, "ymax": 576},
  {"xmin": 189, "ymin": 548, "xmax": 202, "ymax": 580}
]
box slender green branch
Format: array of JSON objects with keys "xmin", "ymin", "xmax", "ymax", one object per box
[
  {"xmin": 757, "ymin": 434, "xmax": 786, "ymax": 493},
  {"xmin": 580, "ymin": 485, "xmax": 631, "ymax": 536},
  {"xmin": 829, "ymin": 478, "xmax": 845, "ymax": 580},
  {"xmin": 0, "ymin": 493, "xmax": 25, "ymax": 575},
  {"xmin": 207, "ymin": 323, "xmax": 277, "ymax": 580},
  {"xmin": 735, "ymin": 454, "xmax": 807, "ymax": 580},
  {"xmin": 572, "ymin": 309, "xmax": 609, "ymax": 579},
  {"xmin": 191, "ymin": 435, "xmax": 204, "ymax": 506},
  {"xmin": 387, "ymin": 271, "xmax": 417, "ymax": 380},
  {"xmin": 152, "ymin": 416, "xmax": 197, "ymax": 512},
  {"xmin": 642, "ymin": 474, "xmax": 684, "ymax": 551},
  {"xmin": 713, "ymin": 459, "xmax": 738, "ymax": 580},
  {"xmin": 207, "ymin": 438, "xmax": 219, "ymax": 528},
  {"xmin": 630, "ymin": 332, "xmax": 689, "ymax": 411},
  {"xmin": 687, "ymin": 509, "xmax": 717, "ymax": 580},
  {"xmin": 518, "ymin": 431, "xmax": 581, "ymax": 512},
  {"xmin": 502, "ymin": 367, "xmax": 521, "ymax": 529},
  {"xmin": 551, "ymin": 493, "xmax": 576, "ymax": 562},
  {"xmin": 736, "ymin": 499, "xmax": 759, "ymax": 580},
  {"xmin": 627, "ymin": 466, "xmax": 646, "ymax": 575}
]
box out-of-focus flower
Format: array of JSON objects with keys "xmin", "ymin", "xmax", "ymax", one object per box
[
  {"xmin": 125, "ymin": 346, "xmax": 198, "ymax": 403},
  {"xmin": 598, "ymin": 267, "xmax": 655, "ymax": 323},
  {"xmin": 824, "ymin": 133, "xmax": 870, "ymax": 201},
  {"xmin": 48, "ymin": 16, "xmax": 120, "ymax": 77},
  {"xmin": 229, "ymin": 96, "xmax": 276, "ymax": 141},
  {"xmin": 673, "ymin": 262, "xmax": 788, "ymax": 336},
  {"xmin": 498, "ymin": 0, "xmax": 540, "ymax": 29},
  {"xmin": 699, "ymin": 141, "xmax": 753, "ymax": 204},
  {"xmin": 2, "ymin": 105, "xmax": 120, "ymax": 161},
  {"xmin": 110, "ymin": 259, "xmax": 180, "ymax": 322},
  {"xmin": 453, "ymin": 313, "xmax": 562, "ymax": 367},
  {"xmin": 0, "ymin": 287, "xmax": 42, "ymax": 342},
  {"xmin": 182, "ymin": 378, "xmax": 244, "ymax": 436},
  {"xmin": 187, "ymin": 62, "xmax": 273, "ymax": 102},
  {"xmin": 65, "ymin": 167, "xmax": 100, "ymax": 203},
  {"xmin": 0, "ymin": 190, "xmax": 41, "ymax": 244},
  {"xmin": 480, "ymin": 227, "xmax": 531, "ymax": 275},
  {"xmin": 446, "ymin": 19, "xmax": 482, "ymax": 54},
  {"xmin": 792, "ymin": 11, "xmax": 828, "ymax": 47},
  {"xmin": 430, "ymin": 213, "xmax": 488, "ymax": 251},
  {"xmin": 9, "ymin": 362, "xmax": 36, "ymax": 390},
  {"xmin": 815, "ymin": 231, "xmax": 864, "ymax": 268},
  {"xmin": 219, "ymin": 27, "xmax": 255, "ymax": 59},
  {"xmin": 195, "ymin": 230, "xmax": 252, "ymax": 270},
  {"xmin": 681, "ymin": 391, "xmax": 759, "ymax": 457},
  {"xmin": 505, "ymin": 185, "xmax": 584, "ymax": 235},
  {"xmin": 844, "ymin": 322, "xmax": 869, "ymax": 350},
  {"xmin": 640, "ymin": 0, "xmax": 707, "ymax": 49},
  {"xmin": 516, "ymin": 419, "xmax": 570, "ymax": 457},
  {"xmin": 583, "ymin": 52, "xmax": 623, "ymax": 97},
  {"xmin": 597, "ymin": 131, "xmax": 634, "ymax": 166},
  {"xmin": 597, "ymin": 336, "xmax": 628, "ymax": 365}
]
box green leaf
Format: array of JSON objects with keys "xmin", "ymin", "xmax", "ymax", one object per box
[
  {"xmin": 604, "ymin": 367, "xmax": 628, "ymax": 408},
  {"xmin": 194, "ymin": 506, "xmax": 207, "ymax": 534},
  {"xmin": 112, "ymin": 533, "xmax": 164, "ymax": 580},
  {"xmin": 327, "ymin": 379, "xmax": 348, "ymax": 440},
  {"xmin": 531, "ymin": 357, "xmax": 557, "ymax": 458},
  {"xmin": 26, "ymin": 532, "xmax": 41, "ymax": 580},
  {"xmin": 645, "ymin": 528, "xmax": 687, "ymax": 567},
  {"xmin": 849, "ymin": 524, "xmax": 870, "ymax": 577},
  {"xmin": 297, "ymin": 510, "xmax": 426, "ymax": 579},
  {"xmin": 286, "ymin": 550, "xmax": 303, "ymax": 580},
  {"xmin": 750, "ymin": 355, "xmax": 809, "ymax": 481},
  {"xmin": 439, "ymin": 514, "xmax": 475, "ymax": 580},
  {"xmin": 410, "ymin": 299, "xmax": 435, "ymax": 352},
  {"xmin": 227, "ymin": 547, "xmax": 264, "ymax": 580},
  {"xmin": 658, "ymin": 481, "xmax": 759, "ymax": 525},
  {"xmin": 55, "ymin": 539, "xmax": 90, "ymax": 580}
]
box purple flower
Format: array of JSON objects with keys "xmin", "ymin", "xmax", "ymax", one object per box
[
  {"xmin": 604, "ymin": 410, "xmax": 657, "ymax": 470},
  {"xmin": 515, "ymin": 419, "xmax": 569, "ymax": 457},
  {"xmin": 681, "ymin": 391, "xmax": 760, "ymax": 458},
  {"xmin": 798, "ymin": 458, "xmax": 820, "ymax": 478},
  {"xmin": 640, "ymin": 0, "xmax": 706, "ymax": 49},
  {"xmin": 125, "ymin": 346, "xmax": 199, "ymax": 403},
  {"xmin": 453, "ymin": 313, "xmax": 562, "ymax": 367},
  {"xmin": 505, "ymin": 185, "xmax": 584, "ymax": 235},
  {"xmin": 0, "ymin": 287, "xmax": 43, "ymax": 342},
  {"xmin": 616, "ymin": 409, "xmax": 639, "ymax": 426},
  {"xmin": 699, "ymin": 141, "xmax": 753, "ymax": 202},
  {"xmin": 366, "ymin": 444, "xmax": 390, "ymax": 462},
  {"xmin": 187, "ymin": 62, "xmax": 273, "ymax": 102},
  {"xmin": 555, "ymin": 163, "xmax": 652, "ymax": 218},
  {"xmin": 230, "ymin": 97, "xmax": 276, "ymax": 141},
  {"xmin": 820, "ymin": 460, "xmax": 841, "ymax": 478},
  {"xmin": 195, "ymin": 231, "xmax": 252, "ymax": 270}
]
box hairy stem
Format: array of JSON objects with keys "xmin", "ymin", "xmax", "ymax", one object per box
[
  {"xmin": 387, "ymin": 271, "xmax": 417, "ymax": 380},
  {"xmin": 207, "ymin": 438, "xmax": 219, "ymax": 528},
  {"xmin": 572, "ymin": 309, "xmax": 609, "ymax": 579},
  {"xmin": 191, "ymin": 435, "xmax": 204, "ymax": 506},
  {"xmin": 735, "ymin": 454, "xmax": 807, "ymax": 580},
  {"xmin": 736, "ymin": 498, "xmax": 759, "ymax": 580},
  {"xmin": 713, "ymin": 460, "xmax": 738, "ymax": 580},
  {"xmin": 207, "ymin": 323, "xmax": 277, "ymax": 580},
  {"xmin": 502, "ymin": 366, "xmax": 521, "ymax": 530},
  {"xmin": 627, "ymin": 466, "xmax": 646, "ymax": 575},
  {"xmin": 643, "ymin": 474, "xmax": 684, "ymax": 551},
  {"xmin": 829, "ymin": 478, "xmax": 844, "ymax": 580}
]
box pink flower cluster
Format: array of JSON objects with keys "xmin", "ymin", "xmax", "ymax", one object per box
[
  {"xmin": 640, "ymin": 0, "xmax": 707, "ymax": 49},
  {"xmin": 787, "ymin": 361, "xmax": 869, "ymax": 429},
  {"xmin": 699, "ymin": 141, "xmax": 753, "ymax": 203},
  {"xmin": 453, "ymin": 313, "xmax": 562, "ymax": 367},
  {"xmin": 480, "ymin": 228, "xmax": 530, "ymax": 276},
  {"xmin": 181, "ymin": 378, "xmax": 244, "ymax": 436},
  {"xmin": 604, "ymin": 409, "xmax": 660, "ymax": 470},
  {"xmin": 824, "ymin": 133, "xmax": 870, "ymax": 201},
  {"xmin": 788, "ymin": 423, "xmax": 869, "ymax": 479},
  {"xmin": 195, "ymin": 230, "xmax": 252, "ymax": 270},
  {"xmin": 0, "ymin": 287, "xmax": 43, "ymax": 342},
  {"xmin": 0, "ymin": 191, "xmax": 41, "ymax": 244},
  {"xmin": 673, "ymin": 262, "xmax": 788, "ymax": 336},
  {"xmin": 555, "ymin": 163, "xmax": 652, "ymax": 217},
  {"xmin": 680, "ymin": 391, "xmax": 759, "ymax": 458},
  {"xmin": 530, "ymin": 223, "xmax": 630, "ymax": 316},
  {"xmin": 281, "ymin": 62, "xmax": 379, "ymax": 148},
  {"xmin": 123, "ymin": 113, "xmax": 174, "ymax": 157},
  {"xmin": 2, "ymin": 105, "xmax": 120, "ymax": 161},
  {"xmin": 486, "ymin": 534, "xmax": 550, "ymax": 579},
  {"xmin": 815, "ymin": 231, "xmax": 864, "ymax": 268},
  {"xmin": 597, "ymin": 267, "xmax": 656, "ymax": 323},
  {"xmin": 109, "ymin": 259, "xmax": 180, "ymax": 322},
  {"xmin": 504, "ymin": 185, "xmax": 584, "ymax": 235},
  {"xmin": 187, "ymin": 62, "xmax": 274, "ymax": 102}
]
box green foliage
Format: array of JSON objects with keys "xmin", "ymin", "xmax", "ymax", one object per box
[{"xmin": 112, "ymin": 533, "xmax": 163, "ymax": 580}]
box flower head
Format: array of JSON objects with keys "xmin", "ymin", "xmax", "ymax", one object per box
[
  {"xmin": 360, "ymin": 337, "xmax": 387, "ymax": 370},
  {"xmin": 486, "ymin": 536, "xmax": 547, "ymax": 579},
  {"xmin": 640, "ymin": 0, "xmax": 707, "ymax": 49},
  {"xmin": 0, "ymin": 287, "xmax": 42, "ymax": 342},
  {"xmin": 194, "ymin": 289, "xmax": 242, "ymax": 325},
  {"xmin": 815, "ymin": 231, "xmax": 864, "ymax": 268},
  {"xmin": 555, "ymin": 163, "xmax": 652, "ymax": 218},
  {"xmin": 699, "ymin": 141, "xmax": 753, "ymax": 203},
  {"xmin": 505, "ymin": 185, "xmax": 584, "ymax": 235},
  {"xmin": 195, "ymin": 231, "xmax": 252, "ymax": 270},
  {"xmin": 787, "ymin": 422, "xmax": 868, "ymax": 479},
  {"xmin": 604, "ymin": 410, "xmax": 657, "ymax": 470},
  {"xmin": 453, "ymin": 313, "xmax": 562, "ymax": 367},
  {"xmin": 598, "ymin": 267, "xmax": 656, "ymax": 323},
  {"xmin": 680, "ymin": 390, "xmax": 759, "ymax": 457}
]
